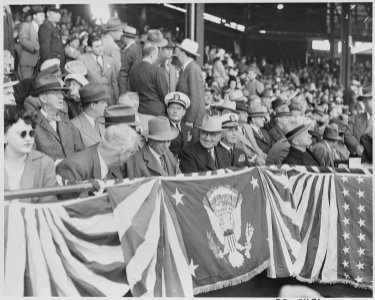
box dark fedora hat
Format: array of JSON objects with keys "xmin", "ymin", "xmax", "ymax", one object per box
[
  {"xmin": 284, "ymin": 118, "xmax": 311, "ymax": 141},
  {"xmin": 236, "ymin": 101, "xmax": 249, "ymax": 113},
  {"xmin": 141, "ymin": 29, "xmax": 168, "ymax": 48},
  {"xmin": 163, "ymin": 40, "xmax": 175, "ymax": 49},
  {"xmin": 31, "ymin": 5, "xmax": 44, "ymax": 15},
  {"xmin": 31, "ymin": 74, "xmax": 69, "ymax": 96},
  {"xmin": 248, "ymin": 105, "xmax": 268, "ymax": 118},
  {"xmin": 323, "ymin": 125, "xmax": 342, "ymax": 141},
  {"xmin": 357, "ymin": 85, "xmax": 372, "ymax": 101},
  {"xmin": 97, "ymin": 105, "xmax": 140, "ymax": 127},
  {"xmin": 102, "ymin": 17, "xmax": 126, "ymax": 32},
  {"xmin": 275, "ymin": 105, "xmax": 293, "ymax": 118},
  {"xmin": 79, "ymin": 83, "xmax": 108, "ymax": 104},
  {"xmin": 271, "ymin": 97, "xmax": 287, "ymax": 111},
  {"xmin": 144, "ymin": 116, "xmax": 179, "ymax": 141},
  {"xmin": 45, "ymin": 5, "xmax": 60, "ymax": 14}
]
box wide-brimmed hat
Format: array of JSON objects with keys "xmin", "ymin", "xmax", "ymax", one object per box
[
  {"xmin": 271, "ymin": 97, "xmax": 287, "ymax": 111},
  {"xmin": 248, "ymin": 105, "xmax": 268, "ymax": 118},
  {"xmin": 97, "ymin": 105, "xmax": 140, "ymax": 127},
  {"xmin": 40, "ymin": 58, "xmax": 60, "ymax": 71},
  {"xmin": 229, "ymin": 89, "xmax": 247, "ymax": 102},
  {"xmin": 64, "ymin": 60, "xmax": 88, "ymax": 75},
  {"xmin": 176, "ymin": 38, "xmax": 200, "ymax": 57},
  {"xmin": 200, "ymin": 115, "xmax": 222, "ymax": 133},
  {"xmin": 142, "ymin": 29, "xmax": 168, "ymax": 48},
  {"xmin": 221, "ymin": 113, "xmax": 239, "ymax": 128},
  {"xmin": 214, "ymin": 100, "xmax": 237, "ymax": 113},
  {"xmin": 37, "ymin": 64, "xmax": 65, "ymax": 80},
  {"xmin": 4, "ymin": 76, "xmax": 19, "ymax": 88},
  {"xmin": 323, "ymin": 125, "xmax": 342, "ymax": 141},
  {"xmin": 236, "ymin": 101, "xmax": 249, "ymax": 113},
  {"xmin": 284, "ymin": 119, "xmax": 311, "ymax": 141},
  {"xmin": 144, "ymin": 116, "xmax": 179, "ymax": 141},
  {"xmin": 165, "ymin": 92, "xmax": 190, "ymax": 109},
  {"xmin": 45, "ymin": 5, "xmax": 60, "ymax": 14},
  {"xmin": 123, "ymin": 25, "xmax": 137, "ymax": 38},
  {"xmin": 275, "ymin": 105, "xmax": 293, "ymax": 118},
  {"xmin": 102, "ymin": 17, "xmax": 126, "ymax": 32},
  {"xmin": 357, "ymin": 85, "xmax": 372, "ymax": 101},
  {"xmin": 64, "ymin": 73, "xmax": 89, "ymax": 86},
  {"xmin": 79, "ymin": 83, "xmax": 108, "ymax": 103},
  {"xmin": 31, "ymin": 5, "xmax": 44, "ymax": 15},
  {"xmin": 313, "ymin": 106, "xmax": 327, "ymax": 116},
  {"xmin": 163, "ymin": 40, "xmax": 175, "ymax": 49},
  {"xmin": 31, "ymin": 74, "xmax": 69, "ymax": 96}
]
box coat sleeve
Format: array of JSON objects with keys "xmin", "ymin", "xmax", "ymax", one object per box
[
  {"xmin": 343, "ymin": 118, "xmax": 360, "ymax": 154},
  {"xmin": 155, "ymin": 66, "xmax": 168, "ymax": 105},
  {"xmin": 38, "ymin": 155, "xmax": 59, "ymax": 203},
  {"xmin": 179, "ymin": 147, "xmax": 198, "ymax": 173},
  {"xmin": 311, "ymin": 143, "xmax": 332, "ymax": 167},
  {"xmin": 184, "ymin": 65, "xmax": 204, "ymax": 124},
  {"xmin": 19, "ymin": 23, "xmax": 38, "ymax": 53},
  {"xmin": 55, "ymin": 158, "xmax": 84, "ymax": 182},
  {"xmin": 38, "ymin": 24, "xmax": 51, "ymax": 63},
  {"xmin": 72, "ymin": 125, "xmax": 84, "ymax": 153},
  {"xmin": 110, "ymin": 57, "xmax": 120, "ymax": 100},
  {"xmin": 119, "ymin": 48, "xmax": 133, "ymax": 94}
]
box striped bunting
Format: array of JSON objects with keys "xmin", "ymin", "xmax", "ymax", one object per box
[{"xmin": 4, "ymin": 197, "xmax": 129, "ymax": 297}]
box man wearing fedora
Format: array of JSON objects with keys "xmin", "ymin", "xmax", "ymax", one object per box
[
  {"xmin": 165, "ymin": 92, "xmax": 199, "ymax": 157},
  {"xmin": 312, "ymin": 125, "xmax": 344, "ymax": 167},
  {"xmin": 63, "ymin": 72, "xmax": 89, "ymax": 118},
  {"xmin": 78, "ymin": 34, "xmax": 119, "ymax": 106},
  {"xmin": 101, "ymin": 17, "xmax": 126, "ymax": 76},
  {"xmin": 119, "ymin": 28, "xmax": 167, "ymax": 94},
  {"xmin": 175, "ymin": 38, "xmax": 206, "ymax": 128},
  {"xmin": 217, "ymin": 113, "xmax": 253, "ymax": 168},
  {"xmin": 124, "ymin": 116, "xmax": 180, "ymax": 179},
  {"xmin": 71, "ymin": 82, "xmax": 107, "ymax": 149},
  {"xmin": 18, "ymin": 5, "xmax": 45, "ymax": 80},
  {"xmin": 39, "ymin": 6, "xmax": 65, "ymax": 70},
  {"xmin": 160, "ymin": 40, "xmax": 178, "ymax": 93},
  {"xmin": 248, "ymin": 105, "xmax": 272, "ymax": 154},
  {"xmin": 344, "ymin": 86, "xmax": 372, "ymax": 159},
  {"xmin": 129, "ymin": 43, "xmax": 168, "ymax": 118},
  {"xmin": 56, "ymin": 123, "xmax": 139, "ymax": 182},
  {"xmin": 31, "ymin": 74, "xmax": 83, "ymax": 163},
  {"xmin": 179, "ymin": 115, "xmax": 231, "ymax": 173},
  {"xmin": 4, "ymin": 77, "xmax": 19, "ymax": 106},
  {"xmin": 282, "ymin": 119, "xmax": 320, "ymax": 166},
  {"xmin": 269, "ymin": 106, "xmax": 293, "ymax": 144}
]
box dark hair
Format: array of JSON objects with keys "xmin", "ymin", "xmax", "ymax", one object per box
[
  {"xmin": 87, "ymin": 34, "xmax": 101, "ymax": 47},
  {"xmin": 4, "ymin": 106, "xmax": 37, "ymax": 134}
]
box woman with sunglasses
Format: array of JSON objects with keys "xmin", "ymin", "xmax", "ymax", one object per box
[{"xmin": 4, "ymin": 106, "xmax": 58, "ymax": 203}]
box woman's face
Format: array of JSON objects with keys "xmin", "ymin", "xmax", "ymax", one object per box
[{"xmin": 5, "ymin": 119, "xmax": 34, "ymax": 154}]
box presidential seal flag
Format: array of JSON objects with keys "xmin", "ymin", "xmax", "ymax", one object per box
[{"xmin": 162, "ymin": 168, "xmax": 270, "ymax": 294}]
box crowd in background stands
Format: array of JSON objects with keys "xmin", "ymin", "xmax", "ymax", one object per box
[{"xmin": 3, "ymin": 5, "xmax": 372, "ymax": 204}]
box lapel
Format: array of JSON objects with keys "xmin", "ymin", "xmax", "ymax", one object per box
[
  {"xmin": 143, "ymin": 145, "xmax": 166, "ymax": 176},
  {"xmin": 237, "ymin": 129, "xmax": 255, "ymax": 151},
  {"xmin": 37, "ymin": 112, "xmax": 60, "ymax": 142},
  {"xmin": 57, "ymin": 115, "xmax": 71, "ymax": 153},
  {"xmin": 196, "ymin": 143, "xmax": 216, "ymax": 170},
  {"xmin": 30, "ymin": 22, "xmax": 38, "ymax": 42},
  {"xmin": 79, "ymin": 114, "xmax": 101, "ymax": 142},
  {"xmin": 88, "ymin": 53, "xmax": 102, "ymax": 73},
  {"xmin": 91, "ymin": 146, "xmax": 103, "ymax": 179}
]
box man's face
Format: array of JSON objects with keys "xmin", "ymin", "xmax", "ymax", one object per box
[
  {"xmin": 41, "ymin": 90, "xmax": 65, "ymax": 111},
  {"xmin": 221, "ymin": 126, "xmax": 239, "ymax": 146},
  {"xmin": 174, "ymin": 47, "xmax": 184, "ymax": 64},
  {"xmin": 205, "ymin": 91, "xmax": 213, "ymax": 106},
  {"xmin": 167, "ymin": 103, "xmax": 186, "ymax": 123},
  {"xmin": 161, "ymin": 47, "xmax": 173, "ymax": 60},
  {"xmin": 91, "ymin": 40, "xmax": 104, "ymax": 56},
  {"xmin": 48, "ymin": 11, "xmax": 61, "ymax": 23},
  {"xmin": 200, "ymin": 130, "xmax": 221, "ymax": 149},
  {"xmin": 4, "ymin": 86, "xmax": 16, "ymax": 106},
  {"xmin": 33, "ymin": 12, "xmax": 45, "ymax": 25},
  {"xmin": 148, "ymin": 139, "xmax": 171, "ymax": 155},
  {"xmin": 248, "ymin": 70, "xmax": 256, "ymax": 81},
  {"xmin": 252, "ymin": 116, "xmax": 265, "ymax": 128},
  {"xmin": 112, "ymin": 30, "xmax": 123, "ymax": 41},
  {"xmin": 92, "ymin": 99, "xmax": 108, "ymax": 117},
  {"xmin": 293, "ymin": 130, "xmax": 312, "ymax": 148},
  {"xmin": 364, "ymin": 99, "xmax": 372, "ymax": 116}
]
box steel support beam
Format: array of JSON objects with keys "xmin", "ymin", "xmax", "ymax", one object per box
[
  {"xmin": 185, "ymin": 3, "xmax": 204, "ymax": 67},
  {"xmin": 340, "ymin": 3, "xmax": 351, "ymax": 90}
]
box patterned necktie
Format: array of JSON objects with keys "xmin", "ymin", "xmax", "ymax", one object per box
[{"xmin": 160, "ymin": 155, "xmax": 167, "ymax": 174}]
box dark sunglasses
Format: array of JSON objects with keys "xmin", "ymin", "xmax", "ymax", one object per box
[{"xmin": 20, "ymin": 130, "xmax": 35, "ymax": 138}]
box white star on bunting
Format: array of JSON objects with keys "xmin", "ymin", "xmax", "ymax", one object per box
[
  {"xmin": 342, "ymin": 203, "xmax": 349, "ymax": 211},
  {"xmin": 343, "ymin": 246, "xmax": 350, "ymax": 254},
  {"xmin": 189, "ymin": 259, "xmax": 199, "ymax": 277},
  {"xmin": 357, "ymin": 248, "xmax": 365, "ymax": 256},
  {"xmin": 342, "ymin": 260, "xmax": 349, "ymax": 268},
  {"xmin": 356, "ymin": 261, "xmax": 364, "ymax": 270},
  {"xmin": 358, "ymin": 233, "xmax": 365, "ymax": 242},
  {"xmin": 342, "ymin": 189, "xmax": 349, "ymax": 197},
  {"xmin": 357, "ymin": 219, "xmax": 365, "ymax": 228},
  {"xmin": 342, "ymin": 176, "xmax": 348, "ymax": 183},
  {"xmin": 356, "ymin": 176, "xmax": 364, "ymax": 184},
  {"xmin": 343, "ymin": 232, "xmax": 350, "ymax": 240},
  {"xmin": 357, "ymin": 190, "xmax": 364, "ymax": 199},
  {"xmin": 357, "ymin": 204, "xmax": 365, "ymax": 213},
  {"xmin": 355, "ymin": 276, "xmax": 363, "ymax": 283},
  {"xmin": 343, "ymin": 217, "xmax": 350, "ymax": 226},
  {"xmin": 250, "ymin": 176, "xmax": 259, "ymax": 190},
  {"xmin": 172, "ymin": 188, "xmax": 184, "ymax": 206}
]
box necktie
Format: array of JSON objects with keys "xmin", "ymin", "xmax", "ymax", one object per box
[
  {"xmin": 160, "ymin": 155, "xmax": 167, "ymax": 174},
  {"xmin": 229, "ymin": 148, "xmax": 234, "ymax": 162},
  {"xmin": 94, "ymin": 120, "xmax": 102, "ymax": 137},
  {"xmin": 97, "ymin": 56, "xmax": 103, "ymax": 71},
  {"xmin": 45, "ymin": 114, "xmax": 61, "ymax": 122}
]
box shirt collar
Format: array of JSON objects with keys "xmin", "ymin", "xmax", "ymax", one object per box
[
  {"xmin": 125, "ymin": 40, "xmax": 135, "ymax": 50},
  {"xmin": 219, "ymin": 141, "xmax": 232, "ymax": 152},
  {"xmin": 82, "ymin": 111, "xmax": 96, "ymax": 128},
  {"xmin": 148, "ymin": 144, "xmax": 162, "ymax": 163}
]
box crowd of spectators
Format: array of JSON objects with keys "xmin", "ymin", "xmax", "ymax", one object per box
[{"xmin": 3, "ymin": 4, "xmax": 372, "ymax": 203}]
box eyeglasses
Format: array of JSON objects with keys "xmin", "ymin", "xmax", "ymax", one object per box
[{"xmin": 20, "ymin": 130, "xmax": 35, "ymax": 138}]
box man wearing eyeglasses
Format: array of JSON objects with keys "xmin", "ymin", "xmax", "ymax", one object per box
[
  {"xmin": 31, "ymin": 74, "xmax": 83, "ymax": 165},
  {"xmin": 179, "ymin": 115, "xmax": 232, "ymax": 173}
]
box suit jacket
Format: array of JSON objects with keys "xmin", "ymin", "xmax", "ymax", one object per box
[
  {"xmin": 71, "ymin": 113, "xmax": 105, "ymax": 149},
  {"xmin": 102, "ymin": 34, "xmax": 121, "ymax": 76},
  {"xmin": 56, "ymin": 144, "xmax": 123, "ymax": 182},
  {"xmin": 344, "ymin": 112, "xmax": 372, "ymax": 154},
  {"xmin": 311, "ymin": 140, "xmax": 335, "ymax": 167},
  {"xmin": 4, "ymin": 150, "xmax": 58, "ymax": 203},
  {"xmin": 251, "ymin": 126, "xmax": 272, "ymax": 154},
  {"xmin": 162, "ymin": 60, "xmax": 178, "ymax": 92},
  {"xmin": 179, "ymin": 142, "xmax": 232, "ymax": 173},
  {"xmin": 78, "ymin": 53, "xmax": 119, "ymax": 106},
  {"xmin": 129, "ymin": 61, "xmax": 168, "ymax": 116},
  {"xmin": 216, "ymin": 142, "xmax": 252, "ymax": 168},
  {"xmin": 282, "ymin": 147, "xmax": 320, "ymax": 166},
  {"xmin": 38, "ymin": 20, "xmax": 65, "ymax": 69},
  {"xmin": 269, "ymin": 123, "xmax": 285, "ymax": 145},
  {"xmin": 34, "ymin": 110, "xmax": 84, "ymax": 161},
  {"xmin": 176, "ymin": 60, "xmax": 205, "ymax": 127},
  {"xmin": 124, "ymin": 144, "xmax": 180, "ymax": 179},
  {"xmin": 18, "ymin": 21, "xmax": 39, "ymax": 67},
  {"xmin": 169, "ymin": 122, "xmax": 199, "ymax": 157},
  {"xmin": 236, "ymin": 123, "xmax": 258, "ymax": 160},
  {"xmin": 119, "ymin": 42, "xmax": 143, "ymax": 94}
]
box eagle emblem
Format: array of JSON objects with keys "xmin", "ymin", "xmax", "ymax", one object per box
[{"xmin": 204, "ymin": 186, "xmax": 254, "ymax": 268}]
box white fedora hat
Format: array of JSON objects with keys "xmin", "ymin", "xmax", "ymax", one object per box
[{"xmin": 177, "ymin": 38, "xmax": 200, "ymax": 57}]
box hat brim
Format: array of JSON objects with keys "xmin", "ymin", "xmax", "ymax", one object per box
[
  {"xmin": 4, "ymin": 80, "xmax": 19, "ymax": 88},
  {"xmin": 123, "ymin": 32, "xmax": 137, "ymax": 38},
  {"xmin": 176, "ymin": 44, "xmax": 200, "ymax": 57},
  {"xmin": 222, "ymin": 122, "xmax": 239, "ymax": 128},
  {"xmin": 142, "ymin": 37, "xmax": 168, "ymax": 48},
  {"xmin": 275, "ymin": 112, "xmax": 293, "ymax": 118},
  {"xmin": 31, "ymin": 86, "xmax": 69, "ymax": 96},
  {"xmin": 286, "ymin": 124, "xmax": 310, "ymax": 141},
  {"xmin": 357, "ymin": 95, "xmax": 372, "ymax": 101},
  {"xmin": 214, "ymin": 105, "xmax": 237, "ymax": 112},
  {"xmin": 324, "ymin": 135, "xmax": 342, "ymax": 141},
  {"xmin": 248, "ymin": 112, "xmax": 268, "ymax": 118},
  {"xmin": 230, "ymin": 96, "xmax": 247, "ymax": 102},
  {"xmin": 144, "ymin": 126, "xmax": 179, "ymax": 141},
  {"xmin": 96, "ymin": 116, "xmax": 140, "ymax": 126},
  {"xmin": 102, "ymin": 24, "xmax": 125, "ymax": 32},
  {"xmin": 167, "ymin": 100, "xmax": 188, "ymax": 109}
]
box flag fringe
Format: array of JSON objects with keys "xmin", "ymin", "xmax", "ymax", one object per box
[
  {"xmin": 295, "ymin": 276, "xmax": 373, "ymax": 291},
  {"xmin": 193, "ymin": 260, "xmax": 270, "ymax": 295}
]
